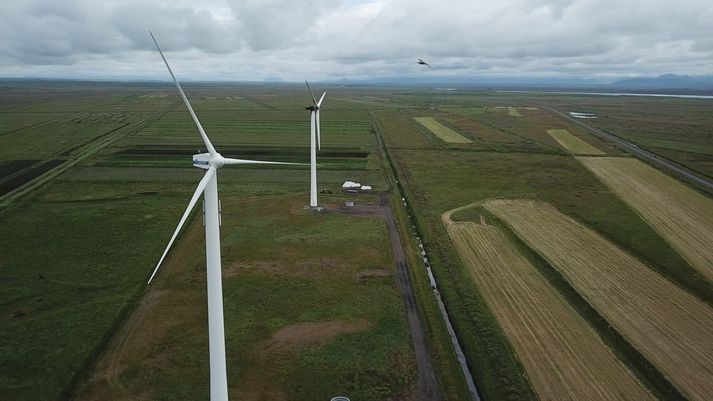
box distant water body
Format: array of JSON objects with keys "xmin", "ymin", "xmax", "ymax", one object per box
[{"xmin": 498, "ymin": 90, "xmax": 713, "ymax": 100}]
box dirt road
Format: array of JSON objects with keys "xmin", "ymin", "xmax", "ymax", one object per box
[{"xmin": 329, "ymin": 197, "xmax": 443, "ymax": 401}]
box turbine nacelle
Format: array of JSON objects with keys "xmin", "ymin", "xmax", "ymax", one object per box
[{"xmin": 193, "ymin": 152, "xmax": 213, "ymax": 169}]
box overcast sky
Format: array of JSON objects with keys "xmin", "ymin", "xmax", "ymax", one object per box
[{"xmin": 1, "ymin": 0, "xmax": 711, "ymax": 81}]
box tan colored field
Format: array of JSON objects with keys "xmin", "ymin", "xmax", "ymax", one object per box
[
  {"xmin": 578, "ymin": 157, "xmax": 713, "ymax": 281},
  {"xmin": 446, "ymin": 219, "xmax": 654, "ymax": 401},
  {"xmin": 414, "ymin": 117, "xmax": 472, "ymax": 143},
  {"xmin": 547, "ymin": 129, "xmax": 604, "ymax": 155},
  {"xmin": 485, "ymin": 199, "xmax": 713, "ymax": 401},
  {"xmin": 507, "ymin": 107, "xmax": 522, "ymax": 117}
]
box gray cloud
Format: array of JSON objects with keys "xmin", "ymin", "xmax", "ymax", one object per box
[{"xmin": 0, "ymin": 0, "xmax": 711, "ymax": 80}]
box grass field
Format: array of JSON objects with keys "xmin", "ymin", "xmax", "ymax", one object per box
[
  {"xmin": 74, "ymin": 194, "xmax": 416, "ymax": 401},
  {"xmin": 3, "ymin": 83, "xmax": 713, "ymax": 401},
  {"xmin": 547, "ymin": 129, "xmax": 605, "ymax": 155},
  {"xmin": 578, "ymin": 157, "xmax": 713, "ymax": 281},
  {"xmin": 485, "ymin": 199, "xmax": 713, "ymax": 401},
  {"xmin": 0, "ymin": 84, "xmax": 421, "ymax": 401},
  {"xmin": 414, "ymin": 117, "xmax": 473, "ymax": 144},
  {"xmin": 445, "ymin": 216, "xmax": 654, "ymax": 401}
]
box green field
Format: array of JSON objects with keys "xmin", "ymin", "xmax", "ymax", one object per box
[{"xmin": 2, "ymin": 83, "xmax": 712, "ymax": 401}]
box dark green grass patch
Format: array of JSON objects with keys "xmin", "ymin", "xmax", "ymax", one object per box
[
  {"xmin": 0, "ymin": 181, "xmax": 190, "ymax": 401},
  {"xmin": 0, "ymin": 159, "xmax": 64, "ymax": 195}
]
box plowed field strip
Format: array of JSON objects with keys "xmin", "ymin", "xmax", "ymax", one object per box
[
  {"xmin": 578, "ymin": 157, "xmax": 713, "ymax": 281},
  {"xmin": 414, "ymin": 117, "xmax": 472, "ymax": 143},
  {"xmin": 485, "ymin": 199, "xmax": 713, "ymax": 401},
  {"xmin": 447, "ymin": 222, "xmax": 654, "ymax": 401},
  {"xmin": 547, "ymin": 129, "xmax": 604, "ymax": 155}
]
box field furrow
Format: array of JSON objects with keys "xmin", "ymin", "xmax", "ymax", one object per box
[
  {"xmin": 578, "ymin": 157, "xmax": 713, "ymax": 281},
  {"xmin": 446, "ymin": 220, "xmax": 654, "ymax": 401},
  {"xmin": 485, "ymin": 199, "xmax": 713, "ymax": 401}
]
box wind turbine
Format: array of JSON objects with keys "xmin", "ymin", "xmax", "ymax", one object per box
[
  {"xmin": 305, "ymin": 81, "xmax": 326, "ymax": 208},
  {"xmin": 147, "ymin": 31, "xmax": 304, "ymax": 401}
]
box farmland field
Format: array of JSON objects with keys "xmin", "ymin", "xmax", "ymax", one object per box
[
  {"xmin": 374, "ymin": 93, "xmax": 712, "ymax": 400},
  {"xmin": 3, "ymin": 82, "xmax": 713, "ymax": 401},
  {"xmin": 445, "ymin": 215, "xmax": 653, "ymax": 401},
  {"xmin": 547, "ymin": 129, "xmax": 605, "ymax": 155},
  {"xmin": 485, "ymin": 199, "xmax": 713, "ymax": 401},
  {"xmin": 73, "ymin": 195, "xmax": 417, "ymax": 401},
  {"xmin": 0, "ymin": 83, "xmax": 434, "ymax": 401},
  {"xmin": 414, "ymin": 117, "xmax": 473, "ymax": 143},
  {"xmin": 578, "ymin": 157, "xmax": 713, "ymax": 281},
  {"xmin": 507, "ymin": 107, "xmax": 522, "ymax": 117}
]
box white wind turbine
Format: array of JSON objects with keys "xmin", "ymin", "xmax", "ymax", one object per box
[
  {"xmin": 147, "ymin": 31, "xmax": 305, "ymax": 401},
  {"xmin": 305, "ymin": 81, "xmax": 326, "ymax": 208}
]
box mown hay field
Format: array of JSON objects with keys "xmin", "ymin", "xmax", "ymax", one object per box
[
  {"xmin": 414, "ymin": 117, "xmax": 472, "ymax": 144},
  {"xmin": 578, "ymin": 157, "xmax": 713, "ymax": 281},
  {"xmin": 547, "ymin": 129, "xmax": 604, "ymax": 155},
  {"xmin": 507, "ymin": 107, "xmax": 522, "ymax": 117},
  {"xmin": 446, "ymin": 220, "xmax": 654, "ymax": 401},
  {"xmin": 485, "ymin": 199, "xmax": 713, "ymax": 401}
]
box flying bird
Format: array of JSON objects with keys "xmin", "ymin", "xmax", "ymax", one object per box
[{"xmin": 418, "ymin": 58, "xmax": 432, "ymax": 69}]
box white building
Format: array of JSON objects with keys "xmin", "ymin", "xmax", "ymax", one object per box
[{"xmin": 342, "ymin": 180, "xmax": 361, "ymax": 189}]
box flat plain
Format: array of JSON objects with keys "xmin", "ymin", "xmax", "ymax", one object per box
[
  {"xmin": 0, "ymin": 83, "xmax": 415, "ymax": 401},
  {"xmin": 485, "ymin": 199, "xmax": 713, "ymax": 401},
  {"xmin": 3, "ymin": 83, "xmax": 713, "ymax": 401},
  {"xmin": 578, "ymin": 156, "xmax": 713, "ymax": 281}
]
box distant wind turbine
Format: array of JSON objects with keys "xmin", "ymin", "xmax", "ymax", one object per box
[
  {"xmin": 148, "ymin": 31, "xmax": 306, "ymax": 401},
  {"xmin": 305, "ymin": 81, "xmax": 326, "ymax": 208}
]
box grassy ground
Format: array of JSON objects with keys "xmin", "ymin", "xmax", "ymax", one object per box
[
  {"xmin": 0, "ymin": 85, "xmax": 416, "ymax": 401},
  {"xmin": 3, "ymin": 83, "xmax": 713, "ymax": 401},
  {"xmin": 74, "ymin": 195, "xmax": 417, "ymax": 401}
]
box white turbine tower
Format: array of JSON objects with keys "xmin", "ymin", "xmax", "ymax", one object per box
[
  {"xmin": 147, "ymin": 31, "xmax": 304, "ymax": 401},
  {"xmin": 305, "ymin": 81, "xmax": 326, "ymax": 208}
]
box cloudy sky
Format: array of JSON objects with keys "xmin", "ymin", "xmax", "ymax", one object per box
[{"xmin": 1, "ymin": 0, "xmax": 711, "ymax": 81}]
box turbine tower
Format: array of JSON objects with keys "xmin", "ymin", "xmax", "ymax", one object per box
[
  {"xmin": 305, "ymin": 81, "xmax": 326, "ymax": 208},
  {"xmin": 147, "ymin": 31, "xmax": 304, "ymax": 401}
]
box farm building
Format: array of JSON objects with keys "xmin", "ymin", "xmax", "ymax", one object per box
[
  {"xmin": 342, "ymin": 180, "xmax": 361, "ymax": 189},
  {"xmin": 342, "ymin": 180, "xmax": 373, "ymax": 192}
]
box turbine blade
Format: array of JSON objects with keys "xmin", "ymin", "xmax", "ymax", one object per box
[
  {"xmin": 222, "ymin": 157, "xmax": 309, "ymax": 166},
  {"xmin": 305, "ymin": 81, "xmax": 318, "ymax": 106},
  {"xmin": 317, "ymin": 91, "xmax": 326, "ymax": 108},
  {"xmin": 149, "ymin": 31, "xmax": 217, "ymax": 156},
  {"xmin": 316, "ymin": 109, "xmax": 321, "ymax": 150},
  {"xmin": 148, "ymin": 168, "xmax": 215, "ymax": 284}
]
